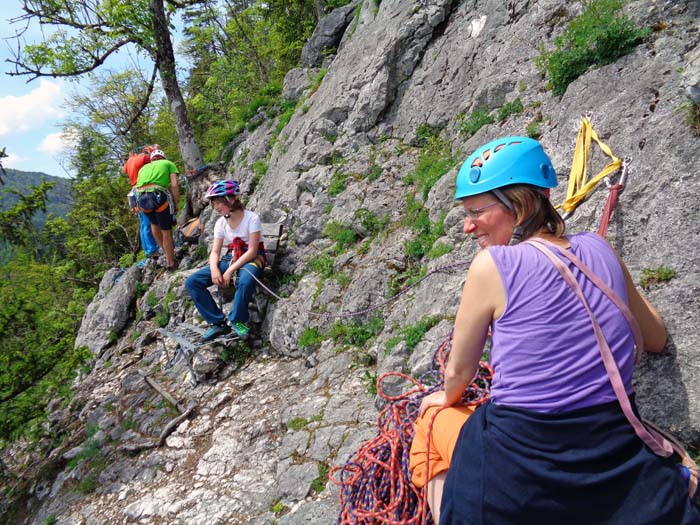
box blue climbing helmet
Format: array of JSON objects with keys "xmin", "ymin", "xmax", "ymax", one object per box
[{"xmin": 454, "ymin": 136, "xmax": 557, "ymax": 200}]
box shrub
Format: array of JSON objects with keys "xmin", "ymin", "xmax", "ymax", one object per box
[
  {"xmin": 309, "ymin": 253, "xmax": 334, "ymax": 278},
  {"xmin": 679, "ymin": 100, "xmax": 700, "ymax": 137},
  {"xmin": 428, "ymin": 242, "xmax": 452, "ymax": 259},
  {"xmin": 362, "ymin": 370, "xmax": 378, "ymax": 396},
  {"xmin": 355, "ymin": 208, "xmax": 389, "ymax": 237},
  {"xmin": 310, "ymin": 462, "xmax": 330, "ymax": 493},
  {"xmin": 460, "ymin": 106, "xmax": 495, "ymax": 137},
  {"xmin": 328, "ymin": 316, "xmax": 384, "ymax": 347},
  {"xmin": 323, "ymin": 221, "xmax": 357, "ymax": 252},
  {"xmin": 385, "ymin": 316, "xmax": 441, "ymax": 353},
  {"xmin": 497, "ymin": 98, "xmax": 524, "ymax": 122},
  {"xmin": 329, "ymin": 171, "xmax": 348, "ymax": 197},
  {"xmin": 415, "ymin": 123, "xmax": 441, "ymax": 146},
  {"xmin": 368, "ymin": 164, "xmax": 383, "ymax": 181},
  {"xmin": 402, "ymin": 196, "xmax": 446, "ymax": 261},
  {"xmin": 298, "ymin": 327, "xmax": 323, "ymax": 348},
  {"xmin": 526, "ymin": 120, "xmax": 542, "ymax": 139},
  {"xmin": 251, "ymin": 160, "xmax": 268, "ymax": 180},
  {"xmin": 404, "ymin": 136, "xmax": 455, "ymax": 200},
  {"xmin": 536, "ymin": 0, "xmax": 651, "ymax": 96}
]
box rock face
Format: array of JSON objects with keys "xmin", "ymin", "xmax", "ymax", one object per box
[{"xmin": 7, "ymin": 1, "xmax": 700, "ymax": 524}]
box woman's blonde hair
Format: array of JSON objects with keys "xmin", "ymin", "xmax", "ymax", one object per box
[{"xmin": 499, "ymin": 184, "xmax": 566, "ymax": 239}]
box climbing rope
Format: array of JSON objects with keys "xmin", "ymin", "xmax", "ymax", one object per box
[
  {"xmin": 330, "ymin": 333, "xmax": 493, "ymax": 525},
  {"xmin": 241, "ymin": 260, "xmax": 471, "ymax": 320}
]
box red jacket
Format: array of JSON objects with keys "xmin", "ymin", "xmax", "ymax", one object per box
[{"xmin": 123, "ymin": 153, "xmax": 150, "ymax": 186}]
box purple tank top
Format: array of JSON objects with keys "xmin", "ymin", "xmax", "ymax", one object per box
[{"xmin": 487, "ymin": 232, "xmax": 635, "ymax": 413}]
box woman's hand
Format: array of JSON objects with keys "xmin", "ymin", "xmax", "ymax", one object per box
[
  {"xmin": 419, "ymin": 390, "xmax": 449, "ymax": 417},
  {"xmin": 222, "ymin": 266, "xmax": 237, "ymax": 288},
  {"xmin": 211, "ymin": 267, "xmax": 225, "ymax": 287}
]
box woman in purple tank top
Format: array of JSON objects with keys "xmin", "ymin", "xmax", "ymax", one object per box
[{"xmin": 415, "ymin": 137, "xmax": 699, "ymax": 524}]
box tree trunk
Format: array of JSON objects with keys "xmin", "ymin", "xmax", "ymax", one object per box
[
  {"xmin": 314, "ymin": 0, "xmax": 325, "ymax": 21},
  {"xmin": 150, "ymin": 0, "xmax": 203, "ymax": 174}
]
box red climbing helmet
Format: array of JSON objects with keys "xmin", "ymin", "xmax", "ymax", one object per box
[{"xmin": 205, "ymin": 179, "xmax": 241, "ymax": 199}]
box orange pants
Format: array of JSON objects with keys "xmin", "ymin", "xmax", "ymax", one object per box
[{"xmin": 409, "ymin": 405, "xmax": 476, "ymax": 488}]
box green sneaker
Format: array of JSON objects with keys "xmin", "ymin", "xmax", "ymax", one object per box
[{"xmin": 231, "ymin": 322, "xmax": 250, "ymax": 339}]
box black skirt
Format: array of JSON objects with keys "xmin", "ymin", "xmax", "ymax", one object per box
[{"xmin": 440, "ymin": 400, "xmax": 700, "ymax": 525}]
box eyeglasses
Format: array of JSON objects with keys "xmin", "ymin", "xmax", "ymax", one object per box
[{"xmin": 464, "ymin": 202, "xmax": 501, "ymax": 220}]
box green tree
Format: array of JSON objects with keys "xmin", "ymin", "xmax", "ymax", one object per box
[{"xmin": 8, "ymin": 0, "xmax": 203, "ymax": 172}]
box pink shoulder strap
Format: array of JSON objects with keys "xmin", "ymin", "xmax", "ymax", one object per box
[{"xmin": 523, "ymin": 238, "xmax": 673, "ymax": 457}]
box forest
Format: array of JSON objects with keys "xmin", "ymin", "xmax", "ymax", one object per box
[{"xmin": 0, "ymin": 0, "xmax": 354, "ymax": 444}]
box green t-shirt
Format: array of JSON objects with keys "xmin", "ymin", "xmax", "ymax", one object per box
[{"xmin": 136, "ymin": 159, "xmax": 179, "ymax": 188}]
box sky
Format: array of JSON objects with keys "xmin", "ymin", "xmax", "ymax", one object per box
[
  {"xmin": 0, "ymin": 2, "xmax": 185, "ymax": 179},
  {"xmin": 1, "ymin": 3, "xmax": 82, "ymax": 178}
]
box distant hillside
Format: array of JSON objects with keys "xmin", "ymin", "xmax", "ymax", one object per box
[{"xmin": 0, "ymin": 168, "xmax": 73, "ymax": 227}]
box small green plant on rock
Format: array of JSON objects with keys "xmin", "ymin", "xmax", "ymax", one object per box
[
  {"xmin": 287, "ymin": 417, "xmax": 309, "ymax": 431},
  {"xmin": 329, "ymin": 171, "xmax": 349, "ymax": 197},
  {"xmin": 679, "ymin": 100, "xmax": 700, "ymax": 136},
  {"xmin": 298, "ymin": 327, "xmax": 323, "ymax": 349},
  {"xmin": 271, "ymin": 500, "xmax": 285, "ymax": 515},
  {"xmin": 310, "ymin": 462, "xmax": 330, "ymax": 493},
  {"xmin": 639, "ymin": 266, "xmax": 677, "ymax": 290},
  {"xmin": 536, "ymin": 0, "xmax": 651, "ymax": 96},
  {"xmin": 363, "ymin": 370, "xmax": 378, "ymax": 396},
  {"xmin": 323, "ymin": 221, "xmax": 358, "ymax": 252},
  {"xmin": 309, "ymin": 253, "xmax": 334, "ymax": 278},
  {"xmin": 404, "ymin": 136, "xmax": 455, "ymax": 200},
  {"xmin": 459, "ymin": 106, "xmax": 495, "ymax": 137},
  {"xmin": 497, "ymin": 98, "xmax": 524, "ymax": 122}
]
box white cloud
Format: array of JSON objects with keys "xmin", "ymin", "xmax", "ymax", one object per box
[
  {"xmin": 2, "ymin": 152, "xmax": 27, "ymax": 169},
  {"xmin": 38, "ymin": 129, "xmax": 78, "ymax": 155},
  {"xmin": 0, "ymin": 79, "xmax": 66, "ymax": 136}
]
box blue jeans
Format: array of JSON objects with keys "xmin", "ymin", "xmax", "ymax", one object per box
[
  {"xmin": 185, "ymin": 256, "xmax": 262, "ymax": 326},
  {"xmin": 139, "ymin": 210, "xmax": 159, "ymax": 256}
]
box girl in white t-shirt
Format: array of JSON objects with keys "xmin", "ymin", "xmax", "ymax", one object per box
[{"xmin": 185, "ymin": 180, "xmax": 265, "ymax": 341}]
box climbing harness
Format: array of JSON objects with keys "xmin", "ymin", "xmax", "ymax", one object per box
[{"xmin": 330, "ymin": 333, "xmax": 493, "ymax": 524}]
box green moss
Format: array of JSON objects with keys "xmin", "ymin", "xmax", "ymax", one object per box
[
  {"xmin": 639, "ymin": 266, "xmax": 677, "ymax": 290},
  {"xmin": 287, "ymin": 417, "xmax": 309, "ymax": 431}
]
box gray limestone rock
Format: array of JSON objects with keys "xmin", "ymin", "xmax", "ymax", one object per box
[{"xmin": 300, "ymin": 2, "xmax": 359, "ymax": 67}]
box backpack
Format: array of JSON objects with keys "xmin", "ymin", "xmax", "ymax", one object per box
[{"xmin": 177, "ymin": 217, "xmax": 203, "ymax": 245}]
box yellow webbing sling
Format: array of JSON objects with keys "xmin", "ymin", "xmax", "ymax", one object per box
[{"xmin": 557, "ymin": 116, "xmax": 622, "ymax": 214}]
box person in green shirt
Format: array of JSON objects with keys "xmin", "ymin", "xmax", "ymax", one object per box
[{"xmin": 136, "ymin": 149, "xmax": 180, "ymax": 271}]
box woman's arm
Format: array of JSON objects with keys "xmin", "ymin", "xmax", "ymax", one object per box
[
  {"xmin": 210, "ymin": 237, "xmax": 225, "ymax": 287},
  {"xmin": 420, "ymin": 250, "xmax": 504, "ymax": 414},
  {"xmin": 614, "ymin": 251, "xmax": 667, "ymax": 352}
]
